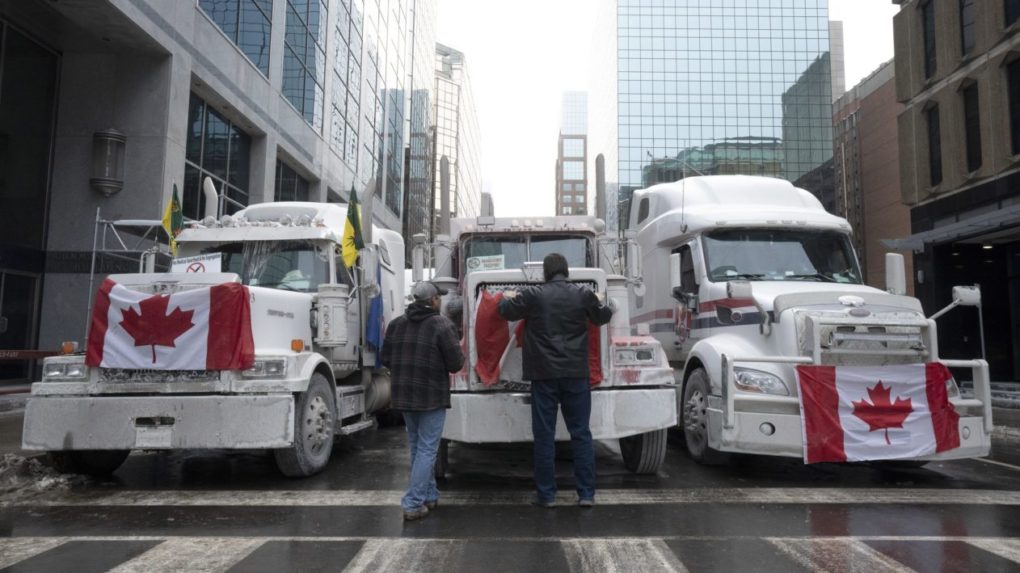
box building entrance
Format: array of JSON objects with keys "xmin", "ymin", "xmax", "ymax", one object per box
[{"xmin": 0, "ymin": 22, "xmax": 59, "ymax": 385}]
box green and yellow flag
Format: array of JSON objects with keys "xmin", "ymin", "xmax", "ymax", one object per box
[
  {"xmin": 342, "ymin": 188, "xmax": 365, "ymax": 267},
  {"xmin": 161, "ymin": 183, "xmax": 184, "ymax": 256}
]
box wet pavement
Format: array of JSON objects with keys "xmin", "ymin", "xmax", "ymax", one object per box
[{"xmin": 1, "ymin": 415, "xmax": 1020, "ymax": 572}]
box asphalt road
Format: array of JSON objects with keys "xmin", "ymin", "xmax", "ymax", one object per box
[{"xmin": 2, "ymin": 411, "xmax": 1020, "ymax": 572}]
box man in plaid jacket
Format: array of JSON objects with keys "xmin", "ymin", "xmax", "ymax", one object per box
[{"xmin": 381, "ymin": 281, "xmax": 464, "ymax": 521}]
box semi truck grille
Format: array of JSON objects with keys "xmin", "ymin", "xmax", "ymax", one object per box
[{"xmin": 100, "ymin": 369, "xmax": 219, "ymax": 383}]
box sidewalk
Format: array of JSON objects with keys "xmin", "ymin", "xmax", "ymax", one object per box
[{"xmin": 0, "ymin": 384, "xmax": 30, "ymax": 414}]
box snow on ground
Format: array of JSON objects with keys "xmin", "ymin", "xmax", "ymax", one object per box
[{"xmin": 0, "ymin": 453, "xmax": 86, "ymax": 503}]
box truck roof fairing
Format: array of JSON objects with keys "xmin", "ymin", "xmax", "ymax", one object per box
[{"xmin": 632, "ymin": 175, "xmax": 852, "ymax": 243}]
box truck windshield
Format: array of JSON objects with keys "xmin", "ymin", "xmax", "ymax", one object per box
[
  {"xmin": 463, "ymin": 234, "xmax": 591, "ymax": 273},
  {"xmin": 703, "ymin": 229, "xmax": 862, "ymax": 284},
  {"xmin": 199, "ymin": 240, "xmax": 331, "ymax": 292}
]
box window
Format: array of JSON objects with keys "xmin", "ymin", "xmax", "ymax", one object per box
[
  {"xmin": 702, "ymin": 229, "xmax": 862, "ymax": 284},
  {"xmin": 926, "ymin": 105, "xmax": 943, "ymax": 186},
  {"xmin": 562, "ymin": 138, "xmax": 585, "ymax": 158},
  {"xmin": 184, "ymin": 93, "xmax": 251, "ymax": 220},
  {"xmin": 561, "ymin": 206, "xmax": 573, "ymax": 215},
  {"xmin": 636, "ymin": 197, "xmax": 650, "ymax": 224},
  {"xmin": 923, "ymin": 1, "xmax": 937, "ymax": 79},
  {"xmin": 960, "ymin": 0, "xmax": 975, "ymax": 55},
  {"xmin": 1008, "ymin": 0, "xmax": 1020, "ymax": 27},
  {"xmin": 199, "ymin": 0, "xmax": 271, "ymax": 76},
  {"xmin": 274, "ymin": 159, "xmax": 310, "ymax": 201},
  {"xmin": 562, "ymin": 160, "xmax": 584, "ymax": 180},
  {"xmin": 202, "ymin": 240, "xmax": 330, "ymax": 292},
  {"xmin": 563, "ymin": 195, "xmax": 573, "ymax": 203},
  {"xmin": 1008, "ymin": 59, "xmax": 1020, "ymax": 154},
  {"xmin": 283, "ymin": 0, "xmax": 327, "ymax": 131},
  {"xmin": 962, "ymin": 84, "xmax": 982, "ymax": 172}
]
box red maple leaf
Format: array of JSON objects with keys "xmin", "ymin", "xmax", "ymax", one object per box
[
  {"xmin": 119, "ymin": 295, "xmax": 195, "ymax": 363},
  {"xmin": 851, "ymin": 381, "xmax": 913, "ymax": 445}
]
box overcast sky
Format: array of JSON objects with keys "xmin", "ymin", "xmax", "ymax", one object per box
[{"xmin": 436, "ymin": 0, "xmax": 901, "ymax": 217}]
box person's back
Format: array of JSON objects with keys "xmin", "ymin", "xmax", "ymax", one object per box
[{"xmin": 497, "ymin": 253, "xmax": 612, "ymax": 508}]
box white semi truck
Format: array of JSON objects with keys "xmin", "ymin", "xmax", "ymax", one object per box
[
  {"xmin": 415, "ymin": 214, "xmax": 678, "ymax": 474},
  {"xmin": 627, "ymin": 175, "xmax": 993, "ymax": 465},
  {"xmin": 22, "ymin": 201, "xmax": 403, "ymax": 477}
]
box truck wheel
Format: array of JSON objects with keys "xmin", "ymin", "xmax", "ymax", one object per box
[
  {"xmin": 434, "ymin": 439, "xmax": 449, "ymax": 480},
  {"xmin": 682, "ymin": 368, "xmax": 729, "ymax": 465},
  {"xmin": 275, "ymin": 372, "xmax": 336, "ymax": 477},
  {"xmin": 48, "ymin": 450, "xmax": 130, "ymax": 476},
  {"xmin": 620, "ymin": 429, "xmax": 667, "ymax": 474}
]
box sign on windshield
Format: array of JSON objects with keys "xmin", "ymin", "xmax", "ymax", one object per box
[
  {"xmin": 172, "ymin": 253, "xmax": 222, "ymax": 273},
  {"xmin": 466, "ymin": 255, "xmax": 505, "ymax": 273}
]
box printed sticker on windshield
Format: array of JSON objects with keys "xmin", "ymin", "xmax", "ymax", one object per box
[{"xmin": 466, "ymin": 255, "xmax": 505, "ymax": 273}]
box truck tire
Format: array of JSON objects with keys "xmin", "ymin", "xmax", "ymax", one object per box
[
  {"xmin": 620, "ymin": 429, "xmax": 667, "ymax": 474},
  {"xmin": 275, "ymin": 372, "xmax": 336, "ymax": 477},
  {"xmin": 48, "ymin": 450, "xmax": 130, "ymax": 476},
  {"xmin": 681, "ymin": 368, "xmax": 729, "ymax": 465},
  {"xmin": 434, "ymin": 439, "xmax": 449, "ymax": 480}
]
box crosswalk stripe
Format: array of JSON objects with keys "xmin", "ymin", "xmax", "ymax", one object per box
[
  {"xmin": 965, "ymin": 538, "xmax": 1020, "ymax": 564},
  {"xmin": 341, "ymin": 539, "xmax": 464, "ymax": 573},
  {"xmin": 767, "ymin": 538, "xmax": 915, "ymax": 573},
  {"xmin": 562, "ymin": 538, "xmax": 688, "ymax": 573},
  {"xmin": 0, "ymin": 537, "xmax": 66, "ymax": 569},
  {"xmin": 106, "ymin": 538, "xmax": 264, "ymax": 573},
  {"xmin": 12, "ymin": 487, "xmax": 1020, "ymax": 507}
]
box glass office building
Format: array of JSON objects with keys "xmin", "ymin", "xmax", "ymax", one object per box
[{"xmin": 615, "ymin": 0, "xmax": 834, "ymax": 224}]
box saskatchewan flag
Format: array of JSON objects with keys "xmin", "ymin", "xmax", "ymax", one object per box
[
  {"xmin": 342, "ymin": 188, "xmax": 365, "ymax": 268},
  {"xmin": 161, "ymin": 183, "xmax": 184, "ymax": 256}
]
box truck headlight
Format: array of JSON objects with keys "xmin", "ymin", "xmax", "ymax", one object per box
[
  {"xmin": 42, "ymin": 359, "xmax": 89, "ymax": 381},
  {"xmin": 734, "ymin": 367, "xmax": 789, "ymax": 396},
  {"xmin": 242, "ymin": 358, "xmax": 288, "ymax": 379},
  {"xmin": 615, "ymin": 346, "xmax": 656, "ymax": 365}
]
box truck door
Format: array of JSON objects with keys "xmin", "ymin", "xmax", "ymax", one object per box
[{"xmin": 672, "ymin": 244, "xmax": 699, "ymax": 358}]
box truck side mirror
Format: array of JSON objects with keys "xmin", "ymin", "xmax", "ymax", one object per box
[
  {"xmin": 727, "ymin": 280, "xmax": 753, "ymax": 300},
  {"xmin": 885, "ymin": 253, "xmax": 906, "ymax": 295},
  {"xmin": 669, "ymin": 253, "xmax": 682, "ymax": 290},
  {"xmin": 952, "ymin": 285, "xmax": 981, "ymax": 306}
]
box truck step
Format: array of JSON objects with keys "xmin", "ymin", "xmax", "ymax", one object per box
[{"xmin": 338, "ymin": 418, "xmax": 377, "ymax": 435}]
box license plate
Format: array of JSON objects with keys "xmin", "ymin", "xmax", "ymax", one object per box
[{"xmin": 135, "ymin": 426, "xmax": 173, "ymax": 448}]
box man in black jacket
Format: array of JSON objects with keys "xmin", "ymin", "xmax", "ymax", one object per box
[
  {"xmin": 381, "ymin": 281, "xmax": 464, "ymax": 521},
  {"xmin": 497, "ymin": 253, "xmax": 614, "ymax": 507}
]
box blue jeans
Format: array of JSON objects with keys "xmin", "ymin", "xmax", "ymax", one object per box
[
  {"xmin": 402, "ymin": 408, "xmax": 446, "ymax": 511},
  {"xmin": 531, "ymin": 378, "xmax": 595, "ymax": 502}
]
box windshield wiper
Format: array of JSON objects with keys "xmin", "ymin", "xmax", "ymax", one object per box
[
  {"xmin": 716, "ymin": 273, "xmax": 765, "ymax": 280},
  {"xmin": 783, "ymin": 273, "xmax": 837, "ymax": 282}
]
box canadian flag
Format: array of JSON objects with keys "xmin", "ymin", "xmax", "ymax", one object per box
[
  {"xmin": 795, "ymin": 363, "xmax": 960, "ymax": 464},
  {"xmin": 86, "ymin": 278, "xmax": 255, "ymax": 370}
]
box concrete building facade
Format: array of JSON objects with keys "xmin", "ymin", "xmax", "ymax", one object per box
[
  {"xmin": 0, "ymin": 0, "xmax": 421, "ymax": 383},
  {"xmin": 891, "ymin": 0, "xmax": 1020, "ymax": 381},
  {"xmin": 833, "ymin": 60, "xmax": 913, "ymax": 295}
]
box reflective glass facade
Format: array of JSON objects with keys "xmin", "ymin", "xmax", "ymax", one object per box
[
  {"xmin": 557, "ymin": 92, "xmax": 589, "ymax": 216},
  {"xmin": 617, "ymin": 0, "xmax": 833, "ymax": 221},
  {"xmin": 199, "ymin": 0, "xmax": 273, "ymax": 76},
  {"xmin": 185, "ymin": 93, "xmax": 252, "ymax": 219},
  {"xmin": 402, "ymin": 0, "xmax": 438, "ymax": 259},
  {"xmin": 433, "ymin": 43, "xmax": 481, "ymax": 230}
]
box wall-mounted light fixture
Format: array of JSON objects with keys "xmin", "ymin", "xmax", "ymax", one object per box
[{"xmin": 90, "ymin": 129, "xmax": 126, "ymax": 197}]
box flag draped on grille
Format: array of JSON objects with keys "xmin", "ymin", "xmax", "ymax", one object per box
[
  {"xmin": 795, "ymin": 363, "xmax": 960, "ymax": 463},
  {"xmin": 341, "ymin": 189, "xmax": 365, "ymax": 268},
  {"xmin": 85, "ymin": 278, "xmax": 254, "ymax": 370},
  {"xmin": 161, "ymin": 183, "xmax": 183, "ymax": 256}
]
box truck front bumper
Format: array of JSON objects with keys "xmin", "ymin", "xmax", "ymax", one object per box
[
  {"xmin": 22, "ymin": 395, "xmax": 295, "ymax": 451},
  {"xmin": 444, "ymin": 387, "xmax": 677, "ymax": 443},
  {"xmin": 706, "ymin": 407, "xmax": 991, "ymax": 460}
]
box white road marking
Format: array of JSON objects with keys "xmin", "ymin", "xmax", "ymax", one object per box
[
  {"xmin": 107, "ymin": 538, "xmax": 264, "ymax": 573},
  {"xmin": 965, "ymin": 538, "xmax": 1020, "ymax": 564},
  {"xmin": 0, "ymin": 537, "xmax": 65, "ymax": 569},
  {"xmin": 563, "ymin": 538, "xmax": 688, "ymax": 573},
  {"xmin": 13, "ymin": 487, "xmax": 1020, "ymax": 507},
  {"xmin": 768, "ymin": 538, "xmax": 915, "ymax": 573},
  {"xmin": 341, "ymin": 538, "xmax": 464, "ymax": 573},
  {"xmin": 972, "ymin": 457, "xmax": 1020, "ymax": 472}
]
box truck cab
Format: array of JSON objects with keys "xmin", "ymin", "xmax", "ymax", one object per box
[
  {"xmin": 24, "ymin": 201, "xmax": 402, "ymax": 477},
  {"xmin": 417, "ymin": 214, "xmax": 678, "ymax": 474},
  {"xmin": 628, "ymin": 175, "xmax": 992, "ymax": 464}
]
